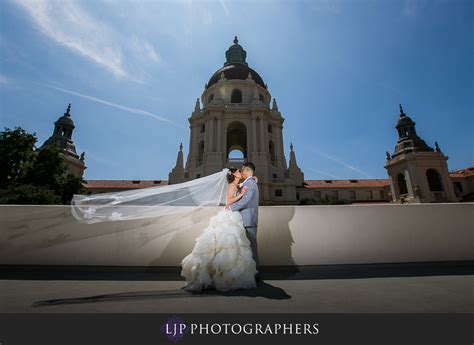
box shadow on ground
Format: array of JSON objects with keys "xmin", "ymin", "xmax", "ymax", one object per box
[
  {"xmin": 31, "ymin": 282, "xmax": 291, "ymax": 308},
  {"xmin": 2, "ymin": 261, "xmax": 473, "ymax": 282}
]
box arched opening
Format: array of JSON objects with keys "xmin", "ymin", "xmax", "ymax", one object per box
[
  {"xmin": 228, "ymin": 149, "xmax": 244, "ymax": 164},
  {"xmin": 197, "ymin": 140, "xmax": 204, "ymax": 166},
  {"xmin": 231, "ymin": 89, "xmax": 242, "ymax": 103},
  {"xmin": 397, "ymin": 173, "xmax": 408, "ymax": 195},
  {"xmin": 207, "ymin": 94, "xmax": 214, "ymax": 104},
  {"xmin": 269, "ymin": 140, "xmax": 276, "ymax": 165},
  {"xmin": 259, "ymin": 94, "xmax": 265, "ymax": 102},
  {"xmin": 226, "ymin": 121, "xmax": 247, "ymax": 165},
  {"xmin": 426, "ymin": 169, "xmax": 443, "ymax": 191}
]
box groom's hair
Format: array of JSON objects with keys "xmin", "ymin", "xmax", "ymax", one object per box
[{"xmin": 242, "ymin": 162, "xmax": 256, "ymax": 173}]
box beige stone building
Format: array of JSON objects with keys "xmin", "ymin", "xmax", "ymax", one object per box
[
  {"xmin": 168, "ymin": 37, "xmax": 304, "ymax": 205},
  {"xmin": 40, "ymin": 40, "xmax": 471, "ymax": 204},
  {"xmin": 450, "ymin": 166, "xmax": 474, "ymax": 201},
  {"xmin": 41, "ymin": 103, "xmax": 86, "ymax": 177},
  {"xmin": 384, "ymin": 105, "xmax": 458, "ymax": 203}
]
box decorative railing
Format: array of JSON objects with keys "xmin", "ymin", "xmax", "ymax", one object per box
[{"xmin": 227, "ymin": 158, "xmax": 246, "ymax": 166}]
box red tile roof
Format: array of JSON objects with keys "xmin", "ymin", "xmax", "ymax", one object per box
[
  {"xmin": 303, "ymin": 179, "xmax": 390, "ymax": 189},
  {"xmin": 449, "ymin": 166, "xmax": 474, "ymax": 178},
  {"xmin": 83, "ymin": 165, "xmax": 473, "ymax": 190},
  {"xmin": 83, "ymin": 180, "xmax": 168, "ymax": 189}
]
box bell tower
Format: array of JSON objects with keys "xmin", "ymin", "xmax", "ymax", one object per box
[
  {"xmin": 168, "ymin": 37, "xmax": 304, "ymax": 204},
  {"xmin": 41, "ymin": 103, "xmax": 86, "ymax": 177},
  {"xmin": 384, "ymin": 105, "xmax": 457, "ymax": 203}
]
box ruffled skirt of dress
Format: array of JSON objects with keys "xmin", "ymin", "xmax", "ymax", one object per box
[{"xmin": 180, "ymin": 209, "xmax": 258, "ymax": 292}]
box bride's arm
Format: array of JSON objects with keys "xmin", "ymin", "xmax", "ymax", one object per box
[{"xmin": 226, "ymin": 185, "xmax": 247, "ymax": 206}]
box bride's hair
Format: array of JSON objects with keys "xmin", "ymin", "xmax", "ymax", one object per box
[{"xmin": 227, "ymin": 167, "xmax": 238, "ymax": 184}]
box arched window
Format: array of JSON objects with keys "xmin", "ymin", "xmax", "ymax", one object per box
[
  {"xmin": 207, "ymin": 94, "xmax": 214, "ymax": 104},
  {"xmin": 226, "ymin": 121, "xmax": 247, "ymax": 163},
  {"xmin": 197, "ymin": 141, "xmax": 204, "ymax": 166},
  {"xmin": 397, "ymin": 173, "xmax": 408, "ymax": 195},
  {"xmin": 228, "ymin": 149, "xmax": 244, "ymax": 165},
  {"xmin": 269, "ymin": 140, "xmax": 276, "ymax": 165},
  {"xmin": 259, "ymin": 94, "xmax": 265, "ymax": 102},
  {"xmin": 426, "ymin": 169, "xmax": 443, "ymax": 191},
  {"xmin": 231, "ymin": 89, "xmax": 242, "ymax": 103}
]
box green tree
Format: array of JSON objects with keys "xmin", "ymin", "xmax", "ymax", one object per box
[
  {"xmin": 0, "ymin": 126, "xmax": 37, "ymax": 188},
  {"xmin": 0, "ymin": 127, "xmax": 85, "ymax": 205}
]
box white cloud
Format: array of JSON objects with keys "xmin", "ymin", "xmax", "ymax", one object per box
[
  {"xmin": 219, "ymin": 0, "xmax": 230, "ymax": 16},
  {"xmin": 0, "ymin": 74, "xmax": 12, "ymax": 85},
  {"xmin": 39, "ymin": 83, "xmax": 186, "ymax": 130},
  {"xmin": 15, "ymin": 0, "xmax": 160, "ymax": 82},
  {"xmin": 308, "ymin": 168, "xmax": 342, "ymax": 179},
  {"xmin": 312, "ymin": 150, "xmax": 373, "ymax": 178}
]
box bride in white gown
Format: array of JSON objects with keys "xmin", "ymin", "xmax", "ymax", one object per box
[{"xmin": 180, "ymin": 168, "xmax": 258, "ymax": 292}]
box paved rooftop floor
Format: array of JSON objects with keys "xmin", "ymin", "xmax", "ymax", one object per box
[{"xmin": 1, "ymin": 262, "xmax": 473, "ymax": 313}]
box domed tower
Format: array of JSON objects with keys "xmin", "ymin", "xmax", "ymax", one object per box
[
  {"xmin": 168, "ymin": 37, "xmax": 303, "ymax": 204},
  {"xmin": 41, "ymin": 103, "xmax": 86, "ymax": 177},
  {"xmin": 384, "ymin": 105, "xmax": 457, "ymax": 203}
]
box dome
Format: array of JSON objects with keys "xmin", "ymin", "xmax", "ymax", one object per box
[
  {"xmin": 56, "ymin": 115, "xmax": 74, "ymax": 125},
  {"xmin": 396, "ymin": 104, "xmax": 415, "ymax": 127},
  {"xmin": 396, "ymin": 115, "xmax": 414, "ymax": 126},
  {"xmin": 207, "ymin": 63, "xmax": 266, "ymax": 89},
  {"xmin": 55, "ymin": 104, "xmax": 74, "ymax": 127},
  {"xmin": 207, "ymin": 37, "xmax": 267, "ymax": 89}
]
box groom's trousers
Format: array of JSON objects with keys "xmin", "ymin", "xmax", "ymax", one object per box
[{"xmin": 244, "ymin": 226, "xmax": 260, "ymax": 271}]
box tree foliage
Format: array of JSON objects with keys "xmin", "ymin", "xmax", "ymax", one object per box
[{"xmin": 0, "ymin": 127, "xmax": 85, "ymax": 204}]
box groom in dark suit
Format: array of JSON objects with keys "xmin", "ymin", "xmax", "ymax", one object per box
[{"xmin": 226, "ymin": 162, "xmax": 262, "ymax": 284}]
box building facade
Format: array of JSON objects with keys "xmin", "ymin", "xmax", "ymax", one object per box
[
  {"xmin": 44, "ymin": 39, "xmax": 468, "ymax": 204},
  {"xmin": 41, "ymin": 103, "xmax": 86, "ymax": 177},
  {"xmin": 384, "ymin": 105, "xmax": 458, "ymax": 203},
  {"xmin": 168, "ymin": 37, "xmax": 304, "ymax": 205}
]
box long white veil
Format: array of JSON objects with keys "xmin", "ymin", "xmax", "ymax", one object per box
[{"xmin": 71, "ymin": 168, "xmax": 229, "ymax": 224}]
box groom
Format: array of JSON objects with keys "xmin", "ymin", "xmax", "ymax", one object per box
[{"xmin": 226, "ymin": 162, "xmax": 261, "ymax": 283}]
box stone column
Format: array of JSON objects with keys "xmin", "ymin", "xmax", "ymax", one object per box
[
  {"xmin": 209, "ymin": 116, "xmax": 214, "ymax": 152},
  {"xmin": 205, "ymin": 117, "xmax": 211, "ymax": 153},
  {"xmin": 217, "ymin": 116, "xmax": 222, "ymax": 153},
  {"xmin": 274, "ymin": 125, "xmax": 282, "ymax": 168},
  {"xmin": 252, "ymin": 116, "xmax": 257, "ymax": 153},
  {"xmin": 259, "ymin": 117, "xmax": 266, "ymax": 153}
]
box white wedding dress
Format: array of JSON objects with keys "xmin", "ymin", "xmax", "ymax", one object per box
[{"xmin": 180, "ymin": 194, "xmax": 258, "ymax": 292}]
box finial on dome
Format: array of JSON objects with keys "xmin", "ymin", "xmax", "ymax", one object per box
[
  {"xmin": 65, "ymin": 103, "xmax": 71, "ymax": 116},
  {"xmin": 179, "ymin": 142, "xmax": 183, "ymax": 151},
  {"xmin": 225, "ymin": 36, "xmax": 247, "ymax": 66},
  {"xmin": 290, "ymin": 142, "xmax": 294, "ymax": 151},
  {"xmin": 399, "ymin": 104, "xmax": 405, "ymax": 117},
  {"xmin": 272, "ymin": 98, "xmax": 278, "ymax": 111}
]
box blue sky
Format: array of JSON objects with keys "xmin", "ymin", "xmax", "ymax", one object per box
[{"xmin": 0, "ymin": 0, "xmax": 472, "ymax": 180}]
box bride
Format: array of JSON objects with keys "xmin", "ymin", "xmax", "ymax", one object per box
[
  {"xmin": 70, "ymin": 167, "xmax": 258, "ymax": 292},
  {"xmin": 180, "ymin": 167, "xmax": 259, "ymax": 292}
]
